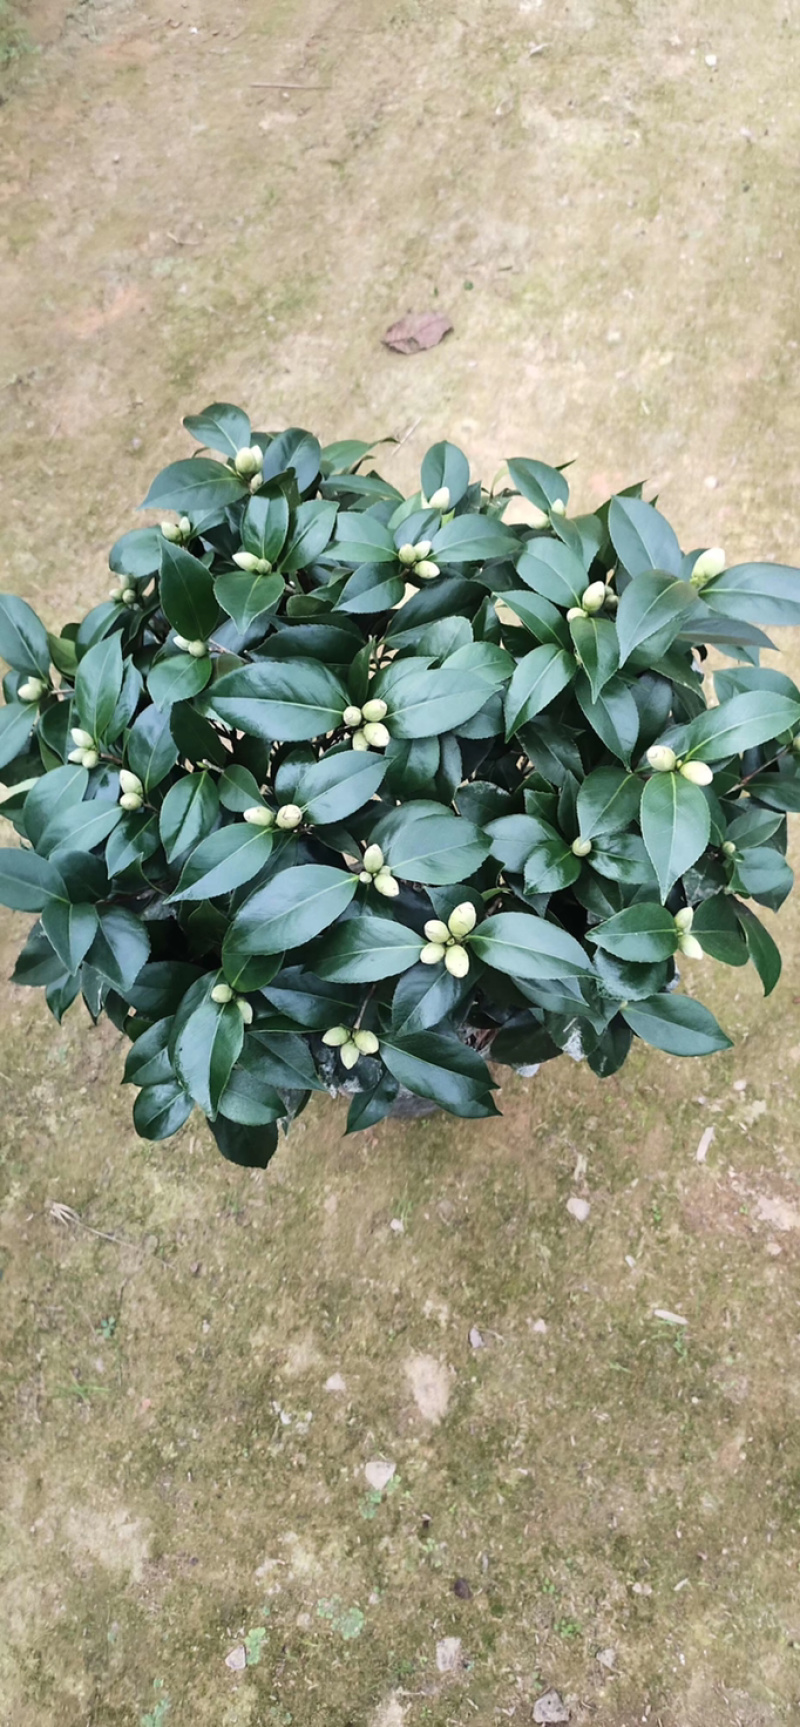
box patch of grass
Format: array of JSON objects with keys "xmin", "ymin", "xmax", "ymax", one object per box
[{"xmin": 0, "ymin": 1, "xmax": 30, "ymax": 71}]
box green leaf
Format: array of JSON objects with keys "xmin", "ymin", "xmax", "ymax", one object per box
[
  {"xmin": 390, "ymin": 961, "xmax": 474, "ymax": 1035},
  {"xmin": 169, "ymin": 823, "xmax": 274, "ymax": 901},
  {"xmin": 568, "ymin": 614, "xmax": 619, "ymax": 700},
  {"xmin": 523, "ymin": 831, "xmax": 581, "ymax": 894},
  {"xmin": 681, "ymin": 691, "xmax": 800, "ymax": 762},
  {"xmin": 159, "ymin": 772, "xmax": 220, "ymax": 862},
  {"xmin": 0, "ymin": 848, "xmax": 66, "ymax": 911},
  {"xmin": 109, "ymin": 526, "xmax": 164, "ymax": 578},
  {"xmin": 389, "ymin": 667, "xmax": 503, "ymax": 740},
  {"xmin": 172, "ymin": 995, "xmax": 244, "ymax": 1117},
  {"xmin": 504, "ymin": 644, "xmax": 575, "ymax": 736},
  {"xmin": 249, "ymin": 1029, "xmax": 325, "ymax": 1092},
  {"xmin": 159, "ymin": 542, "xmax": 219, "ymax": 641},
  {"xmin": 141, "ymin": 457, "xmax": 247, "ymax": 519},
  {"xmin": 0, "ymin": 595, "xmax": 51, "ymax": 677},
  {"xmin": 499, "ymin": 590, "xmax": 570, "ymax": 649},
  {"xmin": 608, "ymin": 496, "xmax": 682, "ymax": 577},
  {"xmin": 210, "ymin": 1116, "xmax": 279, "ymax": 1168},
  {"xmin": 74, "ymin": 633, "xmax": 124, "ymax": 742},
  {"xmin": 23, "ymin": 764, "xmax": 88, "ymax": 848},
  {"xmin": 333, "ymin": 512, "xmax": 397, "ymax": 564},
  {"xmin": 123, "ymin": 1018, "xmax": 175, "ymax": 1088},
  {"xmin": 39, "ymin": 799, "xmax": 122, "ymax": 859},
  {"xmin": 260, "ymin": 428, "xmax": 321, "ymax": 492},
  {"xmin": 214, "ymin": 569, "xmax": 284, "ymax": 632},
  {"xmin": 470, "ymin": 911, "xmax": 591, "ymax": 979},
  {"xmin": 594, "ymin": 949, "xmax": 670, "ymax": 1002},
  {"xmin": 87, "ymin": 906, "xmax": 150, "ymax": 993},
  {"xmin": 41, "ymin": 898, "xmax": 98, "ymax": 973},
  {"xmin": 293, "ymin": 750, "xmax": 388, "ymax": 824},
  {"xmin": 127, "ymin": 705, "xmax": 179, "ymax": 791},
  {"xmin": 242, "ymin": 491, "xmax": 290, "ymax": 563},
  {"xmin": 621, "ymin": 992, "xmax": 732, "ymax": 1056},
  {"xmin": 225, "ymin": 864, "xmax": 358, "ymax": 964},
  {"xmin": 506, "ymin": 457, "xmax": 569, "ymax": 513},
  {"xmin": 106, "ymin": 812, "xmax": 159, "ymax": 877},
  {"xmin": 345, "ymin": 1071, "xmax": 400, "ymax": 1134},
  {"xmin": 432, "ymin": 513, "xmax": 516, "ymax": 563},
  {"xmin": 147, "ymin": 651, "xmax": 213, "ymax": 709},
  {"xmin": 575, "ymin": 672, "xmax": 640, "ymax": 765},
  {"xmin": 734, "ymin": 902, "xmax": 782, "ymax": 995},
  {"xmin": 183, "ymin": 401, "xmax": 251, "ymax": 458},
  {"xmin": 587, "ymin": 903, "xmax": 678, "ymax": 963},
  {"xmin": 281, "ymin": 500, "xmax": 338, "ymax": 572},
  {"xmin": 313, "ymin": 913, "xmax": 424, "ymax": 982},
  {"xmin": 421, "ymin": 441, "xmax": 470, "ymax": 507},
  {"xmin": 516, "ymin": 539, "xmax": 585, "ymax": 607},
  {"xmin": 732, "ymin": 846, "xmax": 794, "ymax": 908},
  {"xmin": 576, "ymin": 767, "xmax": 641, "ymax": 840},
  {"xmin": 615, "ymin": 573, "xmax": 696, "ymax": 666},
  {"xmin": 0, "ymin": 701, "xmax": 35, "ymax": 770},
  {"xmin": 211, "ymin": 659, "xmax": 349, "ymax": 742},
  {"xmin": 373, "ymin": 802, "xmax": 490, "ymax": 885},
  {"xmin": 640, "ymin": 771, "xmax": 711, "ymax": 901},
  {"xmin": 380, "ymin": 1033, "xmax": 498, "ymax": 1119},
  {"xmin": 701, "ymin": 561, "xmax": 800, "ymax": 628},
  {"xmin": 588, "ymin": 831, "xmax": 657, "ymax": 887},
  {"xmin": 338, "ymin": 563, "xmax": 405, "ymax": 614},
  {"xmin": 486, "ymin": 813, "xmax": 549, "ymax": 872},
  {"xmin": 218, "ymin": 1042, "xmax": 285, "ymax": 1126},
  {"xmin": 692, "ymin": 894, "xmax": 749, "ymax": 965},
  {"xmin": 133, "ymin": 1081, "xmax": 193, "ymax": 1141}
]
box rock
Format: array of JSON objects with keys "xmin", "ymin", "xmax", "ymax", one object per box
[
  {"xmin": 469, "ymin": 1326, "xmax": 485, "ymax": 1349},
  {"xmin": 453, "ymin": 1576, "xmax": 472, "ymax": 1599},
  {"xmin": 224, "ymin": 1644, "xmax": 247, "ymax": 1671},
  {"xmin": 596, "ymin": 1646, "xmax": 616, "ymax": 1670},
  {"xmin": 324, "ymin": 1372, "xmax": 347, "ymax": 1393},
  {"xmin": 566, "ymin": 1196, "xmax": 590, "ymax": 1223},
  {"xmin": 531, "ymin": 1318, "xmax": 548, "ymax": 1334},
  {"xmin": 364, "ymin": 1459, "xmax": 396, "ymax": 1491},
  {"xmin": 404, "ymin": 1354, "xmax": 452, "ymax": 1423},
  {"xmin": 533, "ymin": 1690, "xmax": 570, "ymax": 1723},
  {"xmin": 390, "ymin": 1217, "xmax": 404, "ymax": 1233},
  {"xmin": 382, "ymin": 311, "xmax": 453, "ymax": 354},
  {"xmin": 436, "ymin": 1635, "xmax": 464, "ymax": 1673}
]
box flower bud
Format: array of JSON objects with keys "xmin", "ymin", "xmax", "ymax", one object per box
[
  {"xmin": 528, "ymin": 505, "xmax": 550, "ymax": 530},
  {"xmin": 119, "ymin": 791, "xmax": 143, "ymax": 812},
  {"xmin": 179, "ymin": 516, "xmax": 192, "ymax": 536},
  {"xmin": 413, "ymin": 540, "xmax": 433, "ymax": 560},
  {"xmin": 211, "ymin": 982, "xmax": 234, "ymax": 1004},
  {"xmin": 566, "ymin": 606, "xmax": 587, "ymax": 622},
  {"xmin": 571, "ymin": 837, "xmax": 592, "ymax": 857},
  {"xmin": 243, "ymin": 806, "xmax": 274, "ymax": 827},
  {"xmin": 398, "ymin": 543, "xmax": 417, "ymax": 566},
  {"xmin": 646, "ymin": 744, "xmax": 678, "ymax": 773},
  {"xmin": 339, "ymin": 1040, "xmax": 360, "ymax": 1070},
  {"xmin": 448, "ymin": 901, "xmax": 477, "ymax": 939},
  {"xmin": 232, "ymin": 551, "xmax": 262, "ymax": 572},
  {"xmin": 236, "ymin": 998, "xmax": 254, "ymax": 1024},
  {"xmin": 690, "ymin": 547, "xmax": 726, "ymax": 587},
  {"xmin": 276, "ymin": 803, "xmax": 303, "ymax": 830},
  {"xmin": 362, "ymin": 843, "xmax": 384, "ymax": 875},
  {"xmin": 678, "ymin": 933, "xmax": 704, "ymax": 961},
  {"xmin": 359, "ymin": 871, "xmax": 371, "ymax": 883},
  {"xmin": 121, "ymin": 587, "xmax": 136, "ymax": 605},
  {"xmin": 342, "ymin": 705, "xmax": 363, "ymax": 727},
  {"xmin": 420, "ymin": 942, "xmax": 446, "ymax": 965},
  {"xmin": 17, "ymin": 677, "xmax": 45, "ymax": 702},
  {"xmin": 551, "ymin": 498, "xmax": 567, "ymax": 517},
  {"xmin": 444, "ymin": 943, "xmax": 470, "ymax": 978},
  {"xmin": 249, "ymin": 474, "xmax": 263, "ymax": 493},
  {"xmin": 603, "ymin": 590, "xmax": 619, "ymax": 611},
  {"xmin": 374, "ymin": 870, "xmax": 399, "ymax": 898},
  {"xmin": 581, "ymin": 581, "xmax": 607, "ymax": 615},
  {"xmin": 234, "ymin": 445, "xmax": 263, "ymax": 477},
  {"xmin": 792, "ymin": 734, "xmax": 800, "ymax": 756},
  {"xmin": 71, "ymin": 727, "xmax": 94, "ymax": 749},
  {"xmin": 353, "ymin": 1028, "xmax": 379, "ymax": 1056},
  {"xmin": 351, "ymin": 729, "xmax": 370, "ymax": 751},
  {"xmin": 172, "ymin": 634, "xmax": 191, "ymax": 651},
  {"xmin": 414, "ymin": 560, "xmax": 440, "ymax": 580},
  {"xmin": 322, "ymin": 1025, "xmax": 351, "ymax": 1047},
  {"xmin": 67, "ymin": 748, "xmax": 87, "ymax": 764},
  {"xmin": 674, "ymin": 906, "xmax": 694, "ymax": 932},
  {"xmin": 424, "ymin": 918, "xmax": 450, "ymax": 944},
  {"xmin": 362, "ymin": 721, "xmax": 390, "ymax": 748},
  {"xmin": 187, "ymin": 639, "xmax": 209, "ymax": 658},
  {"xmin": 428, "ymin": 486, "xmax": 451, "ymax": 511},
  {"xmin": 722, "ymin": 839, "xmax": 737, "ymax": 856},
  {"xmin": 81, "ymin": 750, "xmax": 99, "ymax": 770},
  {"xmin": 119, "ymin": 769, "xmax": 143, "ymax": 796},
  {"xmin": 679, "ymin": 759, "xmax": 713, "ymax": 786},
  {"xmin": 161, "ymin": 521, "xmax": 182, "ymax": 542},
  {"xmin": 361, "ymin": 697, "xmax": 388, "ymax": 724}
]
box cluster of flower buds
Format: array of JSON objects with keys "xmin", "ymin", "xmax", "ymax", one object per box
[
  {"xmin": 397, "ymin": 540, "xmax": 439, "ymax": 580},
  {"xmin": 232, "ymin": 551, "xmax": 273, "ymax": 575},
  {"xmin": 210, "ymin": 980, "xmax": 254, "ymax": 1023},
  {"xmin": 342, "ymin": 697, "xmax": 390, "ymax": 751},
  {"xmin": 161, "ymin": 516, "xmax": 193, "ymax": 544},
  {"xmin": 109, "ymin": 581, "xmax": 137, "ymax": 605},
  {"xmin": 567, "ymin": 580, "xmax": 612, "ymax": 622},
  {"xmin": 172, "ymin": 635, "xmax": 209, "ymax": 658},
  {"xmin": 420, "ymin": 901, "xmax": 477, "ymax": 977},
  {"xmin": 233, "ymin": 445, "xmax": 265, "ymax": 486},
  {"xmin": 321, "ymin": 1023, "xmax": 380, "ymax": 1070},
  {"xmin": 67, "ymin": 728, "xmax": 99, "ymax": 769},
  {"xmin": 118, "ymin": 769, "xmax": 144, "ymax": 812},
  {"xmin": 645, "ymin": 744, "xmax": 714, "ymax": 785},
  {"xmin": 674, "ymin": 905, "xmax": 703, "ymax": 961},
  {"xmin": 16, "ymin": 676, "xmax": 47, "ymax": 704},
  {"xmin": 689, "ymin": 547, "xmax": 726, "ymax": 589},
  {"xmin": 358, "ymin": 843, "xmax": 398, "ymax": 897},
  {"xmin": 420, "ymin": 485, "xmax": 451, "ymax": 511}
]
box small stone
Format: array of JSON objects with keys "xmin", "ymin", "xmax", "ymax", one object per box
[
  {"xmin": 389, "ymin": 1217, "xmax": 404, "ymax": 1234},
  {"xmin": 596, "ymin": 1647, "xmax": 616, "ymax": 1670},
  {"xmin": 469, "ymin": 1326, "xmax": 485, "ymax": 1349},
  {"xmin": 453, "ymin": 1577, "xmax": 472, "ymax": 1599},
  {"xmin": 225, "ymin": 1644, "xmax": 247, "ymax": 1671},
  {"xmin": 533, "ymin": 1690, "xmax": 570, "ymax": 1724},
  {"xmin": 324, "ymin": 1372, "xmax": 346, "ymax": 1393},
  {"xmin": 435, "ymin": 1635, "xmax": 464, "ymax": 1674},
  {"xmin": 531, "ymin": 1318, "xmax": 548, "ymax": 1334},
  {"xmin": 566, "ymin": 1196, "xmax": 590, "ymax": 1223},
  {"xmin": 705, "ymin": 52, "xmax": 717, "ymax": 66},
  {"xmin": 365, "ymin": 1459, "xmax": 396, "ymax": 1491}
]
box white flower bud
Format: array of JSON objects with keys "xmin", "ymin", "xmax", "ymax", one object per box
[
  {"xmin": 17, "ymin": 677, "xmax": 45, "ymax": 703},
  {"xmin": 351, "ymin": 729, "xmax": 370, "ymax": 751},
  {"xmin": 792, "ymin": 734, "xmax": 800, "ymax": 756},
  {"xmin": 179, "ymin": 516, "xmax": 192, "ymax": 536},
  {"xmin": 424, "ymin": 918, "xmax": 450, "ymax": 944},
  {"xmin": 211, "ymin": 982, "xmax": 234, "ymax": 1004},
  {"xmin": 448, "ymin": 901, "xmax": 477, "ymax": 939},
  {"xmin": 187, "ymin": 639, "xmax": 208, "ymax": 658},
  {"xmin": 236, "ymin": 998, "xmax": 254, "ymax": 1024},
  {"xmin": 353, "ymin": 1028, "xmax": 379, "ymax": 1055},
  {"xmin": 67, "ymin": 748, "xmax": 87, "ymax": 764},
  {"xmin": 276, "ymin": 803, "xmax": 303, "ymax": 830},
  {"xmin": 722, "ymin": 839, "xmax": 737, "ymax": 856},
  {"xmin": 361, "ymin": 697, "xmax": 388, "ymax": 723},
  {"xmin": 690, "ymin": 547, "xmax": 726, "ymax": 586},
  {"xmin": 362, "ymin": 844, "xmax": 384, "ymax": 875},
  {"xmin": 232, "ymin": 551, "xmax": 262, "ymax": 572},
  {"xmin": 71, "ymin": 727, "xmax": 94, "ymax": 749},
  {"xmin": 249, "ymin": 474, "xmax": 263, "ymax": 493},
  {"xmin": 161, "ymin": 521, "xmax": 182, "ymax": 542},
  {"xmin": 119, "ymin": 769, "xmax": 143, "ymax": 796},
  {"xmin": 398, "ymin": 543, "xmax": 418, "ymax": 566},
  {"xmin": 322, "ymin": 1025, "xmax": 351, "ymax": 1047},
  {"xmin": 428, "ymin": 486, "xmax": 451, "ymax": 511},
  {"xmin": 678, "ymin": 932, "xmax": 704, "ymax": 961},
  {"xmin": 528, "ymin": 505, "xmax": 550, "ymax": 529},
  {"xmin": 243, "ymin": 806, "xmax": 274, "ymax": 827},
  {"xmin": 339, "ymin": 1040, "xmax": 361, "ymax": 1070},
  {"xmin": 81, "ymin": 750, "xmax": 99, "ymax": 770},
  {"xmin": 362, "ymin": 721, "xmax": 390, "ymax": 748},
  {"xmin": 679, "ymin": 759, "xmax": 714, "ymax": 786},
  {"xmin": 359, "ymin": 870, "xmax": 372, "ymax": 883},
  {"xmin": 674, "ymin": 906, "xmax": 694, "ymax": 932},
  {"xmin": 581, "ymin": 581, "xmax": 607, "ymax": 615},
  {"xmin": 373, "ymin": 870, "xmax": 399, "ymax": 898},
  {"xmin": 571, "ymin": 837, "xmax": 592, "ymax": 857},
  {"xmin": 444, "ymin": 943, "xmax": 470, "ymax": 978},
  {"xmin": 172, "ymin": 634, "xmax": 191, "ymax": 651},
  {"xmin": 566, "ymin": 606, "xmax": 587, "ymax": 621},
  {"xmin": 234, "ymin": 445, "xmax": 262, "ymax": 477},
  {"xmin": 420, "ymin": 942, "xmax": 446, "ymax": 965},
  {"xmin": 119, "ymin": 791, "xmax": 143, "ymax": 812},
  {"xmin": 342, "ymin": 705, "xmax": 363, "ymax": 727},
  {"xmin": 414, "ymin": 560, "xmax": 440, "ymax": 580},
  {"xmin": 121, "ymin": 588, "xmax": 136, "ymax": 605},
  {"xmin": 413, "ymin": 540, "xmax": 433, "ymax": 560},
  {"xmin": 646, "ymin": 744, "xmax": 678, "ymax": 773}
]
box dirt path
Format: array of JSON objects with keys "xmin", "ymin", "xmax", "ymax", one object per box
[{"xmin": 2, "ymin": 1, "xmax": 800, "ymax": 1722}]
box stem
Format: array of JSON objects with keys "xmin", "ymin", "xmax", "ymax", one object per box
[{"xmin": 728, "ymin": 744, "xmax": 791, "ymax": 794}]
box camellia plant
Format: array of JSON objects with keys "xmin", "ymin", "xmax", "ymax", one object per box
[{"xmin": 1, "ymin": 402, "xmax": 800, "ymax": 1167}]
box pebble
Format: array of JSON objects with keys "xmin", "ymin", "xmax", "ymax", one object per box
[
  {"xmin": 435, "ymin": 1636, "xmax": 464, "ymax": 1673},
  {"xmin": 566, "ymin": 1196, "xmax": 590, "ymax": 1223},
  {"xmin": 364, "ymin": 1459, "xmax": 396, "ymax": 1491}
]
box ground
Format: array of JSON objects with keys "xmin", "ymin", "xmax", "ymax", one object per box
[{"xmin": 1, "ymin": 0, "xmax": 800, "ymax": 1722}]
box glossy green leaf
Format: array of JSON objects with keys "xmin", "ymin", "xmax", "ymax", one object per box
[
  {"xmin": 373, "ymin": 802, "xmax": 490, "ymax": 884},
  {"xmin": 421, "ymin": 441, "xmax": 470, "ymax": 507},
  {"xmin": 225, "ymin": 864, "xmax": 358, "ymax": 962},
  {"xmin": 127, "ymin": 704, "xmax": 179, "ymax": 791},
  {"xmin": 575, "ymin": 672, "xmax": 640, "ymax": 765},
  {"xmin": 0, "ymin": 848, "xmax": 66, "ymax": 911},
  {"xmin": 608, "ymin": 496, "xmax": 682, "ymax": 577},
  {"xmin": 587, "ymin": 902, "xmax": 678, "ymax": 962},
  {"xmin": 260, "ymin": 428, "xmax": 321, "ymax": 492},
  {"xmin": 147, "ymin": 651, "xmax": 213, "ymax": 709},
  {"xmin": 470, "ymin": 911, "xmax": 591, "ymax": 979},
  {"xmin": 576, "ymin": 767, "xmax": 641, "ymax": 840},
  {"xmin": 390, "ymin": 667, "xmax": 503, "ymax": 740},
  {"xmin": 87, "ymin": 906, "xmax": 150, "ymax": 993},
  {"xmin": 516, "ymin": 538, "xmax": 585, "ymax": 607},
  {"xmin": 506, "ymin": 458, "xmax": 569, "ymax": 513},
  {"xmin": 218, "ymin": 1042, "xmax": 285, "ymax": 1126},
  {"xmin": 692, "ymin": 894, "xmax": 749, "ymax": 965},
  {"xmin": 123, "ymin": 1018, "xmax": 175, "ymax": 1088},
  {"xmin": 172, "ymin": 995, "xmax": 244, "ymax": 1117},
  {"xmin": 432, "ymin": 513, "xmax": 516, "ymax": 563},
  {"xmin": 0, "ymin": 595, "xmax": 51, "ymax": 678},
  {"xmin": 313, "ymin": 913, "xmax": 424, "ymax": 982},
  {"xmin": 701, "ymin": 561, "xmax": 800, "ymax": 628},
  {"xmin": 333, "ymin": 512, "xmax": 396, "ymax": 564},
  {"xmin": 294, "ymin": 750, "xmax": 387, "ymax": 824},
  {"xmin": 682, "ymin": 691, "xmax": 800, "ymax": 762},
  {"xmin": 281, "ymin": 500, "xmax": 338, "ymax": 572},
  {"xmin": 210, "ymin": 1116, "xmax": 279, "ymax": 1167},
  {"xmin": 41, "ymin": 898, "xmax": 98, "ymax": 973},
  {"xmin": 40, "ymin": 798, "xmax": 122, "ymax": 859},
  {"xmin": 640, "ymin": 771, "xmax": 711, "ymax": 901},
  {"xmin": 183, "ymin": 401, "xmax": 251, "ymax": 459},
  {"xmin": 615, "ymin": 573, "xmax": 696, "ymax": 666},
  {"xmin": 499, "ymin": 590, "xmax": 570, "ymax": 649},
  {"xmin": 159, "ymin": 772, "xmax": 220, "ymax": 862},
  {"xmin": 569, "ymin": 614, "xmax": 619, "ymax": 700},
  {"xmin": 109, "ymin": 526, "xmax": 163, "ymax": 578},
  {"xmin": 169, "ymin": 823, "xmax": 273, "ymax": 901},
  {"xmin": 141, "ymin": 457, "xmax": 247, "ymax": 519},
  {"xmin": 214, "ymin": 569, "xmax": 284, "ymax": 632},
  {"xmin": 133, "ymin": 1081, "xmax": 193, "ymax": 1141},
  {"xmin": 338, "ymin": 563, "xmax": 405, "ymax": 614},
  {"xmin": 735, "ymin": 902, "xmax": 782, "ymax": 994},
  {"xmin": 504, "ymin": 644, "xmax": 574, "ymax": 736},
  {"xmin": 211, "ymin": 658, "xmax": 349, "ymax": 742},
  {"xmin": 23, "ymin": 764, "xmax": 88, "ymax": 848},
  {"xmin": 621, "ymin": 992, "xmax": 732, "ymax": 1056},
  {"xmin": 74, "ymin": 632, "xmax": 124, "ymax": 742},
  {"xmin": 0, "ymin": 701, "xmax": 35, "ymax": 769},
  {"xmin": 380, "ymin": 1033, "xmax": 498, "ymax": 1119},
  {"xmin": 159, "ymin": 542, "xmax": 219, "ymax": 641}
]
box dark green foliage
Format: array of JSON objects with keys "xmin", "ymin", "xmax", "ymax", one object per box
[{"xmin": 1, "ymin": 408, "xmax": 799, "ymax": 1164}]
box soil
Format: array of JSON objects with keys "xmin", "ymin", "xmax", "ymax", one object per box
[{"xmin": 1, "ymin": 0, "xmax": 800, "ymax": 1722}]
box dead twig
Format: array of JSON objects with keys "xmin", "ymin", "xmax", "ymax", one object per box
[
  {"xmin": 47, "ymin": 1201, "xmax": 137, "ymax": 1249},
  {"xmin": 251, "ymin": 81, "xmax": 329, "ymax": 90}
]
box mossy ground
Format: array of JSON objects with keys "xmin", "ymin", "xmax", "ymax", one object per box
[{"xmin": 2, "ymin": 0, "xmax": 800, "ymax": 1721}]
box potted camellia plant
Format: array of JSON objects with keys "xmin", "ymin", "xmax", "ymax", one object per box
[{"xmin": 1, "ymin": 402, "xmax": 799, "ymax": 1167}]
